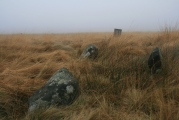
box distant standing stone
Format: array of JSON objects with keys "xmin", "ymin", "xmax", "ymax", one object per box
[
  {"xmin": 28, "ymin": 68, "xmax": 80, "ymax": 112},
  {"xmin": 114, "ymin": 28, "xmax": 122, "ymax": 37},
  {"xmin": 148, "ymin": 47, "xmax": 163, "ymax": 74},
  {"xmin": 81, "ymin": 44, "xmax": 98, "ymax": 59}
]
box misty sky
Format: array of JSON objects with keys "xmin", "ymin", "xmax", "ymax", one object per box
[{"xmin": 0, "ymin": 0, "xmax": 179, "ymax": 33}]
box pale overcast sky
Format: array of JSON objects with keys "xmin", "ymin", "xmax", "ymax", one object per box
[{"xmin": 0, "ymin": 0, "xmax": 179, "ymax": 33}]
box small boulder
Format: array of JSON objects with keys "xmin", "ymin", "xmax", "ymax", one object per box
[
  {"xmin": 28, "ymin": 68, "xmax": 80, "ymax": 112},
  {"xmin": 81, "ymin": 44, "xmax": 98, "ymax": 59},
  {"xmin": 148, "ymin": 47, "xmax": 162, "ymax": 74}
]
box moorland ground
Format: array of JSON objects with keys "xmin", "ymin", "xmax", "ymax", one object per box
[{"xmin": 0, "ymin": 30, "xmax": 179, "ymax": 120}]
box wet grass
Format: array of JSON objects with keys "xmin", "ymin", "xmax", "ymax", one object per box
[{"xmin": 0, "ymin": 30, "xmax": 179, "ymax": 120}]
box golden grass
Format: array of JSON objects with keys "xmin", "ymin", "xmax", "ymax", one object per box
[{"xmin": 0, "ymin": 30, "xmax": 179, "ymax": 120}]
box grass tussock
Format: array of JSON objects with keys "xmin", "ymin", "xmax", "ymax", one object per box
[{"xmin": 0, "ymin": 30, "xmax": 179, "ymax": 120}]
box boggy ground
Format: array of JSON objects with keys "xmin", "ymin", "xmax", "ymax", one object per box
[{"xmin": 0, "ymin": 30, "xmax": 179, "ymax": 120}]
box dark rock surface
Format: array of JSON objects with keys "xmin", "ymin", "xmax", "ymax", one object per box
[
  {"xmin": 148, "ymin": 47, "xmax": 162, "ymax": 74},
  {"xmin": 28, "ymin": 68, "xmax": 80, "ymax": 112},
  {"xmin": 81, "ymin": 44, "xmax": 98, "ymax": 59}
]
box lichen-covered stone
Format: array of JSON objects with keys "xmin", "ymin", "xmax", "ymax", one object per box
[
  {"xmin": 148, "ymin": 47, "xmax": 162, "ymax": 74},
  {"xmin": 81, "ymin": 44, "xmax": 98, "ymax": 59},
  {"xmin": 28, "ymin": 68, "xmax": 80, "ymax": 112}
]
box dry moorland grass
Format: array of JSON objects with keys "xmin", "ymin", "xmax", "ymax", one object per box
[{"xmin": 0, "ymin": 30, "xmax": 179, "ymax": 120}]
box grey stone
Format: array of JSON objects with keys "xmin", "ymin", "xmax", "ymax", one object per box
[
  {"xmin": 81, "ymin": 44, "xmax": 98, "ymax": 59},
  {"xmin": 114, "ymin": 28, "xmax": 122, "ymax": 36},
  {"xmin": 28, "ymin": 68, "xmax": 80, "ymax": 112},
  {"xmin": 148, "ymin": 47, "xmax": 162, "ymax": 74}
]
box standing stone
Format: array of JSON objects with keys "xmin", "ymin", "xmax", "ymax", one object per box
[
  {"xmin": 148, "ymin": 47, "xmax": 162, "ymax": 74},
  {"xmin": 114, "ymin": 29, "xmax": 122, "ymax": 37},
  {"xmin": 28, "ymin": 68, "xmax": 80, "ymax": 112},
  {"xmin": 80, "ymin": 44, "xmax": 98, "ymax": 59}
]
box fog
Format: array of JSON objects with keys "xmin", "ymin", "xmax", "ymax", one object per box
[{"xmin": 0, "ymin": 0, "xmax": 178, "ymax": 33}]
